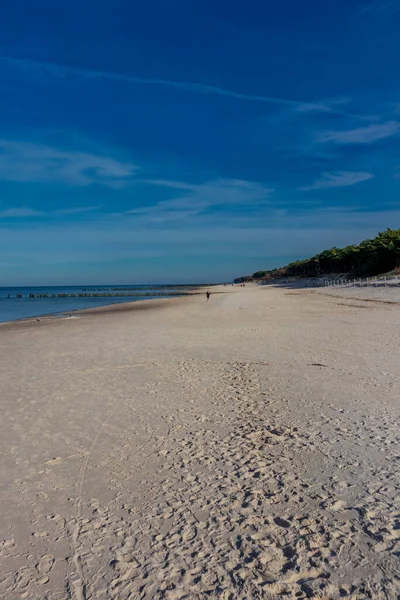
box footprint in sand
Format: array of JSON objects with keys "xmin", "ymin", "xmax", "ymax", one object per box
[
  {"xmin": 33, "ymin": 530, "xmax": 48, "ymax": 538},
  {"xmin": 45, "ymin": 456, "xmax": 63, "ymax": 465},
  {"xmin": 321, "ymin": 499, "xmax": 346, "ymax": 512},
  {"xmin": 37, "ymin": 554, "xmax": 55, "ymax": 575},
  {"xmin": 273, "ymin": 516, "xmax": 291, "ymax": 528}
]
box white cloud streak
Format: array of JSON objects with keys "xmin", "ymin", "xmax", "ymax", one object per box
[
  {"xmin": 0, "ymin": 139, "xmax": 139, "ymax": 187},
  {"xmin": 0, "ymin": 178, "xmax": 273, "ymax": 223},
  {"xmin": 0, "ymin": 207, "xmax": 43, "ymax": 218},
  {"xmin": 0, "ymin": 205, "xmax": 103, "ymax": 218},
  {"xmin": 53, "ymin": 205, "xmax": 102, "ymax": 215},
  {"xmin": 299, "ymin": 171, "xmax": 374, "ymax": 191},
  {"xmin": 357, "ymin": 1, "xmax": 400, "ymax": 15},
  {"xmin": 128, "ymin": 178, "xmax": 274, "ymax": 222},
  {"xmin": 0, "ymin": 56, "xmax": 339, "ymax": 114},
  {"xmin": 318, "ymin": 121, "xmax": 400, "ymax": 144}
]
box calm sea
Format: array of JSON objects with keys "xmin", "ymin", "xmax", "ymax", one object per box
[{"xmin": 0, "ymin": 285, "xmax": 186, "ymax": 323}]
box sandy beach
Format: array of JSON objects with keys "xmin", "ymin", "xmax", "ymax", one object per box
[
  {"xmin": 1, "ymin": 285, "xmax": 399, "ymax": 599},
  {"xmin": 315, "ymin": 284, "xmax": 400, "ymax": 303}
]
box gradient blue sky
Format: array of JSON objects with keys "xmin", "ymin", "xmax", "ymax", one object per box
[{"xmin": 1, "ymin": 0, "xmax": 400, "ymax": 284}]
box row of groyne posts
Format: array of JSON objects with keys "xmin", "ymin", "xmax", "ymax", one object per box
[
  {"xmin": 321, "ymin": 275, "xmax": 400, "ymax": 288},
  {"xmin": 11, "ymin": 291, "xmax": 192, "ymax": 299}
]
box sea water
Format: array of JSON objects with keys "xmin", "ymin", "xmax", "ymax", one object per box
[{"xmin": 0, "ymin": 285, "xmax": 185, "ymax": 323}]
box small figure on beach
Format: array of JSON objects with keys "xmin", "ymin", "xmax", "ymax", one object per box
[{"xmin": 206, "ymin": 291, "xmax": 211, "ymax": 301}]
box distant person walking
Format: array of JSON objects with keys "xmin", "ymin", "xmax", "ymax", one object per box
[{"xmin": 206, "ymin": 291, "xmax": 211, "ymax": 301}]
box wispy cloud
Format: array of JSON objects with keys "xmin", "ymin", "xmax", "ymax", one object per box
[
  {"xmin": 141, "ymin": 179, "xmax": 197, "ymax": 191},
  {"xmin": 53, "ymin": 205, "xmax": 102, "ymax": 215},
  {"xmin": 299, "ymin": 171, "xmax": 374, "ymax": 191},
  {"xmin": 0, "ymin": 139, "xmax": 139, "ymax": 187},
  {"xmin": 0, "ymin": 207, "xmax": 43, "ymax": 218},
  {"xmin": 318, "ymin": 121, "xmax": 400, "ymax": 144},
  {"xmin": 0, "ymin": 205, "xmax": 103, "ymax": 218},
  {"xmin": 0, "ymin": 56, "xmax": 344, "ymax": 115},
  {"xmin": 357, "ymin": 1, "xmax": 400, "ymax": 15},
  {"xmin": 128, "ymin": 178, "xmax": 274, "ymax": 222}
]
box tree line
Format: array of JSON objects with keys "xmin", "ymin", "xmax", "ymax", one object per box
[{"xmin": 238, "ymin": 229, "xmax": 400, "ymax": 282}]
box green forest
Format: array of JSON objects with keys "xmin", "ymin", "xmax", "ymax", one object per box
[{"xmin": 239, "ymin": 229, "xmax": 400, "ymax": 282}]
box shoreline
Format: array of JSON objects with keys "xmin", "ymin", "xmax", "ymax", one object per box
[
  {"xmin": 0, "ymin": 286, "xmax": 217, "ymax": 328},
  {"xmin": 0, "ymin": 287, "xmax": 220, "ymax": 328},
  {"xmin": 0, "ymin": 294, "xmax": 190, "ymax": 328}
]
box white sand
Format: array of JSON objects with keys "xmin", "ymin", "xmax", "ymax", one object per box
[
  {"xmin": 0, "ymin": 286, "xmax": 399, "ymax": 599},
  {"xmin": 315, "ymin": 284, "xmax": 400, "ymax": 303}
]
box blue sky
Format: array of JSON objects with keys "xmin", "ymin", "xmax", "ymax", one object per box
[{"xmin": 1, "ymin": 0, "xmax": 400, "ymax": 284}]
